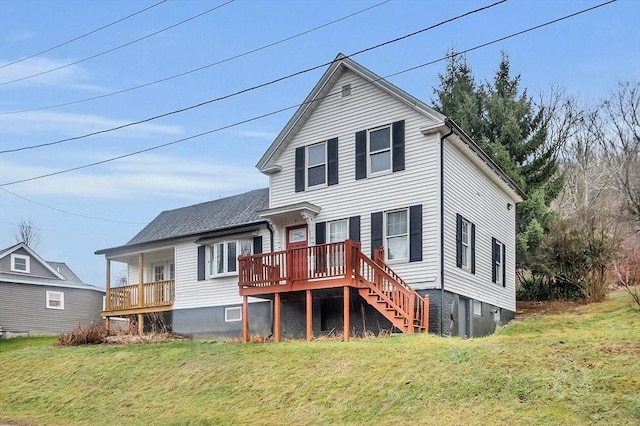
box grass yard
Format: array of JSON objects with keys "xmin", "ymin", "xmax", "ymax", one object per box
[{"xmin": 1, "ymin": 291, "xmax": 638, "ymax": 425}]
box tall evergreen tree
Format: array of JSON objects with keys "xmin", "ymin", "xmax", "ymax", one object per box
[{"xmin": 433, "ymin": 51, "xmax": 563, "ymax": 274}]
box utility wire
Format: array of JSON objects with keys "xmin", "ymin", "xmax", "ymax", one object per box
[
  {"xmin": 0, "ymin": 0, "xmax": 235, "ymax": 86},
  {"xmin": 0, "ymin": 188, "xmax": 145, "ymax": 224},
  {"xmin": 0, "ymin": 0, "xmax": 507, "ymax": 154},
  {"xmin": 0, "ymin": 0, "xmax": 168, "ymax": 70},
  {"xmin": 0, "ymin": 0, "xmax": 618, "ymax": 187},
  {"xmin": 0, "ymin": 0, "xmax": 391, "ymax": 115}
]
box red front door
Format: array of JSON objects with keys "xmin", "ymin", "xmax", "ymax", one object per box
[{"xmin": 286, "ymin": 225, "xmax": 308, "ymax": 280}]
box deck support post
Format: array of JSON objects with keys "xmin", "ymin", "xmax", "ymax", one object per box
[
  {"xmin": 343, "ymin": 286, "xmax": 350, "ymax": 341},
  {"xmin": 138, "ymin": 253, "xmax": 144, "ymax": 335},
  {"xmin": 242, "ymin": 296, "xmax": 249, "ymax": 343},
  {"xmin": 105, "ymin": 259, "xmax": 111, "ymax": 332},
  {"xmin": 306, "ymin": 289, "xmax": 312, "ymax": 341},
  {"xmin": 274, "ymin": 293, "xmax": 281, "ymax": 342}
]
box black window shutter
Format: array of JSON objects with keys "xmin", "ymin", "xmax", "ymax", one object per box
[
  {"xmin": 392, "ymin": 120, "xmax": 405, "ymax": 172},
  {"xmin": 502, "ymin": 243, "xmax": 506, "ymax": 287},
  {"xmin": 327, "ymin": 138, "xmax": 338, "ymax": 186},
  {"xmin": 456, "ymin": 213, "xmax": 462, "ymax": 268},
  {"xmin": 349, "ymin": 216, "xmax": 361, "ymax": 242},
  {"xmin": 371, "ymin": 212, "xmax": 383, "ymax": 258},
  {"xmin": 295, "ymin": 146, "xmax": 305, "ymax": 192},
  {"xmin": 253, "ymin": 236, "xmax": 263, "ymax": 254},
  {"xmin": 491, "ymin": 237, "xmax": 497, "ymax": 283},
  {"xmin": 409, "ymin": 204, "xmax": 422, "ymax": 262},
  {"xmin": 470, "ymin": 223, "xmax": 476, "ymax": 274},
  {"xmin": 197, "ymin": 245, "xmax": 206, "ymax": 281},
  {"xmin": 355, "ymin": 130, "xmax": 367, "ymax": 180},
  {"xmin": 315, "ymin": 222, "xmax": 326, "ymax": 245}
]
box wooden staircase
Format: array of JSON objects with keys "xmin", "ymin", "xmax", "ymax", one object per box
[{"xmin": 355, "ymin": 247, "xmax": 428, "ymax": 333}]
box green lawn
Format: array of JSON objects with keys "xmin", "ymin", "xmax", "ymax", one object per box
[{"xmin": 1, "ymin": 292, "xmax": 638, "ymax": 425}]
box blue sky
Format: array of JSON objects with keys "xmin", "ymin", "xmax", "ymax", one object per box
[{"xmin": 1, "ymin": 0, "xmax": 638, "ymax": 287}]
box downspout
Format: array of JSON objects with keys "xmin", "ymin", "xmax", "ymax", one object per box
[
  {"xmin": 440, "ymin": 125, "xmax": 454, "ymax": 336},
  {"xmin": 266, "ymin": 221, "xmax": 275, "ymax": 337}
]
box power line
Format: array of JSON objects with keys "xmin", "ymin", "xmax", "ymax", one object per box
[
  {"xmin": 0, "ymin": 1, "xmax": 168, "ymax": 70},
  {"xmin": 0, "ymin": 0, "xmax": 235, "ymax": 86},
  {"xmin": 0, "ymin": 0, "xmax": 618, "ymax": 188},
  {"xmin": 0, "ymin": 0, "xmax": 391, "ymax": 115},
  {"xmin": 0, "ymin": 0, "xmax": 507, "ymax": 154},
  {"xmin": 0, "ymin": 188, "xmax": 145, "ymax": 224}
]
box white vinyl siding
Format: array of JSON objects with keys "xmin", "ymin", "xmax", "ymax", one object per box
[
  {"xmin": 443, "ymin": 137, "xmax": 518, "ymax": 311},
  {"xmin": 173, "ymin": 228, "xmax": 270, "ymax": 310},
  {"xmin": 268, "ymin": 70, "xmax": 440, "ymax": 288}
]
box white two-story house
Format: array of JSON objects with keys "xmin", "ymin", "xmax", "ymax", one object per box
[{"xmin": 96, "ymin": 54, "xmax": 524, "ymax": 340}]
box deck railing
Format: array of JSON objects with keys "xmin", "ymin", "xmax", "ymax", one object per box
[
  {"xmin": 238, "ymin": 241, "xmax": 353, "ymax": 288},
  {"xmin": 238, "ymin": 240, "xmax": 427, "ymax": 330},
  {"xmin": 107, "ymin": 280, "xmax": 175, "ymax": 311}
]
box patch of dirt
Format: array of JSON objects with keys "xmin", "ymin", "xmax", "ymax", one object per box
[
  {"xmin": 516, "ymin": 300, "xmax": 586, "ymax": 317},
  {"xmin": 103, "ymin": 333, "xmax": 187, "ymax": 345}
]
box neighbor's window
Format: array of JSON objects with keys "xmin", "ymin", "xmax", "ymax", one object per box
[
  {"xmin": 11, "ymin": 254, "xmax": 30, "ymax": 273},
  {"xmin": 225, "ymin": 306, "xmax": 242, "ymax": 322},
  {"xmin": 307, "ymin": 142, "xmax": 327, "ymax": 187},
  {"xmin": 46, "ymin": 290, "xmax": 64, "ymax": 310},
  {"xmin": 369, "ymin": 126, "xmax": 391, "ymax": 174},
  {"xmin": 209, "ymin": 240, "xmax": 251, "ymax": 277},
  {"xmin": 386, "ymin": 209, "xmax": 408, "ymax": 261}
]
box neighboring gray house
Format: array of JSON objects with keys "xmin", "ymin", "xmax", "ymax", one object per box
[
  {"xmin": 97, "ymin": 54, "xmax": 524, "ymax": 340},
  {"xmin": 0, "ymin": 243, "xmax": 105, "ymax": 338}
]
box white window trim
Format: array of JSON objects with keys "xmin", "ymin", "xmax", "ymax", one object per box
[
  {"xmin": 306, "ymin": 141, "xmax": 327, "ymax": 189},
  {"xmin": 224, "ymin": 306, "xmax": 242, "ymax": 322},
  {"xmin": 384, "ymin": 209, "xmax": 409, "ymax": 263},
  {"xmin": 209, "ymin": 239, "xmax": 251, "ymax": 278},
  {"xmin": 473, "ymin": 300, "xmax": 482, "ymax": 316},
  {"xmin": 328, "ymin": 219, "xmax": 349, "ymax": 243},
  {"xmin": 46, "ymin": 290, "xmax": 64, "ymax": 310},
  {"xmin": 495, "ymin": 239, "xmax": 504, "ymax": 285},
  {"xmin": 368, "ymin": 124, "xmax": 392, "ymax": 176},
  {"xmin": 10, "ymin": 253, "xmax": 30, "ymax": 273},
  {"xmin": 461, "ymin": 219, "xmax": 471, "ymax": 270}
]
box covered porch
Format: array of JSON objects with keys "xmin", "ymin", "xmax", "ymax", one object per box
[
  {"xmin": 238, "ymin": 240, "xmax": 428, "ymax": 342},
  {"xmin": 101, "ymin": 248, "xmax": 175, "ymax": 334}
]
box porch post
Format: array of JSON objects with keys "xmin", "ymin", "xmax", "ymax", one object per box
[
  {"xmin": 274, "ymin": 293, "xmax": 281, "ymax": 342},
  {"xmin": 343, "ymin": 286, "xmax": 350, "ymax": 341},
  {"xmin": 306, "ymin": 289, "xmax": 313, "ymax": 341},
  {"xmin": 138, "ymin": 253, "xmax": 144, "ymax": 334},
  {"xmin": 242, "ymin": 296, "xmax": 249, "ymax": 343},
  {"xmin": 105, "ymin": 259, "xmax": 111, "ymax": 332}
]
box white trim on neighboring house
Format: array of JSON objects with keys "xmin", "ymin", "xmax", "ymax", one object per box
[
  {"xmin": 0, "ymin": 242, "xmax": 65, "ymax": 279},
  {"xmin": 10, "ymin": 253, "xmax": 30, "ymax": 273},
  {"xmin": 46, "ymin": 290, "xmax": 65, "ymax": 310}
]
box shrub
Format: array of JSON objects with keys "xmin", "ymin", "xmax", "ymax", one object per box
[{"xmin": 58, "ymin": 322, "xmax": 107, "ymax": 346}]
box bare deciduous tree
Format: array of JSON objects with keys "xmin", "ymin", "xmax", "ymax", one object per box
[
  {"xmin": 14, "ymin": 219, "xmax": 41, "ymax": 249},
  {"xmin": 600, "ymin": 82, "xmax": 640, "ymax": 224}
]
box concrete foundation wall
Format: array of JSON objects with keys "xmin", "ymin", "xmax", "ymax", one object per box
[{"xmin": 172, "ymin": 301, "xmax": 272, "ymax": 338}]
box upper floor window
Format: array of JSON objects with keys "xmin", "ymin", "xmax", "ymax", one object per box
[
  {"xmin": 307, "ymin": 142, "xmax": 326, "ymax": 187},
  {"xmin": 46, "ymin": 290, "xmax": 64, "ymax": 310},
  {"xmin": 295, "ymin": 138, "xmax": 338, "ymax": 192},
  {"xmin": 209, "ymin": 239, "xmax": 252, "ymax": 277},
  {"xmin": 369, "ymin": 126, "xmax": 391, "ymax": 174},
  {"xmin": 10, "ymin": 254, "xmax": 30, "ymax": 273},
  {"xmin": 492, "ymin": 237, "xmax": 506, "ymax": 286},
  {"xmin": 456, "ymin": 213, "xmax": 476, "ymax": 274},
  {"xmin": 386, "ymin": 209, "xmax": 408, "ymax": 261},
  {"xmin": 355, "ymin": 120, "xmax": 405, "ymax": 180}
]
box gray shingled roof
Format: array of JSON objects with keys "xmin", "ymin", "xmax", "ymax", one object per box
[{"xmin": 125, "ymin": 188, "xmax": 269, "ymax": 246}]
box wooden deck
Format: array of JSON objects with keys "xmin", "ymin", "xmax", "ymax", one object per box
[
  {"xmin": 238, "ymin": 240, "xmax": 428, "ymax": 341},
  {"xmin": 102, "ymin": 280, "xmax": 174, "ymax": 317}
]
